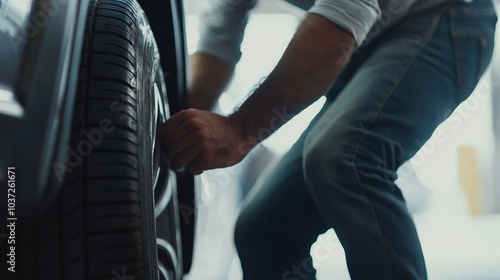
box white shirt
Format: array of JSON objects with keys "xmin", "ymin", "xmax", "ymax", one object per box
[{"xmin": 197, "ymin": 0, "xmax": 473, "ymax": 65}]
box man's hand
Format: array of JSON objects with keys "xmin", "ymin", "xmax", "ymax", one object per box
[
  {"xmin": 161, "ymin": 109, "xmax": 251, "ymax": 175},
  {"xmin": 162, "ymin": 14, "xmax": 356, "ymax": 175}
]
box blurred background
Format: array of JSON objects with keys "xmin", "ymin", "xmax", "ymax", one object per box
[{"xmin": 182, "ymin": 1, "xmax": 500, "ymax": 279}]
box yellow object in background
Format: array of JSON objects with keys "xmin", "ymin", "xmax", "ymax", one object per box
[{"xmin": 458, "ymin": 146, "xmax": 483, "ymax": 216}]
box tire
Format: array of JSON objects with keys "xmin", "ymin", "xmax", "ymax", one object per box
[{"xmin": 8, "ymin": 1, "xmax": 183, "ymax": 279}]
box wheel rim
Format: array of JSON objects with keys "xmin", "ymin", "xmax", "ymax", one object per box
[{"xmin": 152, "ymin": 80, "xmax": 181, "ymax": 279}]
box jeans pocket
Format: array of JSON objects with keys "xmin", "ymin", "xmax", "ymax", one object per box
[{"xmin": 449, "ymin": 5, "xmax": 497, "ymax": 103}]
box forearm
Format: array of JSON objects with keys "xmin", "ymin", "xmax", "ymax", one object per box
[
  {"xmin": 161, "ymin": 14, "xmax": 358, "ymax": 174},
  {"xmin": 188, "ymin": 52, "xmax": 235, "ymax": 111},
  {"xmin": 231, "ymin": 13, "xmax": 357, "ymax": 145}
]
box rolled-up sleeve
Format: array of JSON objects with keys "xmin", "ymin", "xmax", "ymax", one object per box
[
  {"xmin": 197, "ymin": 0, "xmax": 258, "ymax": 65},
  {"xmin": 309, "ymin": 0, "xmax": 381, "ymax": 46}
]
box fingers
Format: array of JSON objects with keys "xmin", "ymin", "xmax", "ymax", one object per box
[
  {"xmin": 160, "ymin": 110, "xmax": 184, "ymax": 137},
  {"xmin": 165, "ymin": 133, "xmax": 200, "ymax": 166},
  {"xmin": 161, "ymin": 109, "xmax": 207, "ymax": 172},
  {"xmin": 188, "ymin": 156, "xmax": 209, "ymax": 175},
  {"xmin": 160, "ymin": 109, "xmax": 243, "ymax": 175},
  {"xmin": 160, "ymin": 109, "xmax": 197, "ymax": 146},
  {"xmin": 187, "ymin": 154, "xmax": 216, "ymax": 175},
  {"xmin": 170, "ymin": 145, "xmax": 202, "ymax": 172},
  {"xmin": 162, "ymin": 121, "xmax": 196, "ymax": 149}
]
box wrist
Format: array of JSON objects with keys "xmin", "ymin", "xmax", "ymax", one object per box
[
  {"xmin": 228, "ymin": 108, "xmax": 259, "ymax": 154},
  {"xmin": 228, "ymin": 79, "xmax": 280, "ymax": 149}
]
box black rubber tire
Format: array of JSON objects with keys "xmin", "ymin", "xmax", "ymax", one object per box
[
  {"xmin": 3, "ymin": 1, "xmax": 182, "ymax": 280},
  {"xmin": 60, "ymin": 1, "xmax": 159, "ymax": 279}
]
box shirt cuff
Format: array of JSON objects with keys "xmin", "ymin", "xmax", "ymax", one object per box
[
  {"xmin": 196, "ymin": 0, "xmax": 258, "ymax": 65},
  {"xmin": 309, "ymin": 0, "xmax": 381, "ymax": 46},
  {"xmin": 197, "ymin": 36, "xmax": 243, "ymax": 65}
]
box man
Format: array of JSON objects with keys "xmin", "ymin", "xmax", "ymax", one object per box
[{"xmin": 161, "ymin": 0, "xmax": 497, "ymax": 279}]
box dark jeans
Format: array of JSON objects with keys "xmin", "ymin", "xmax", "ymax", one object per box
[{"xmin": 234, "ymin": 1, "xmax": 497, "ymax": 279}]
